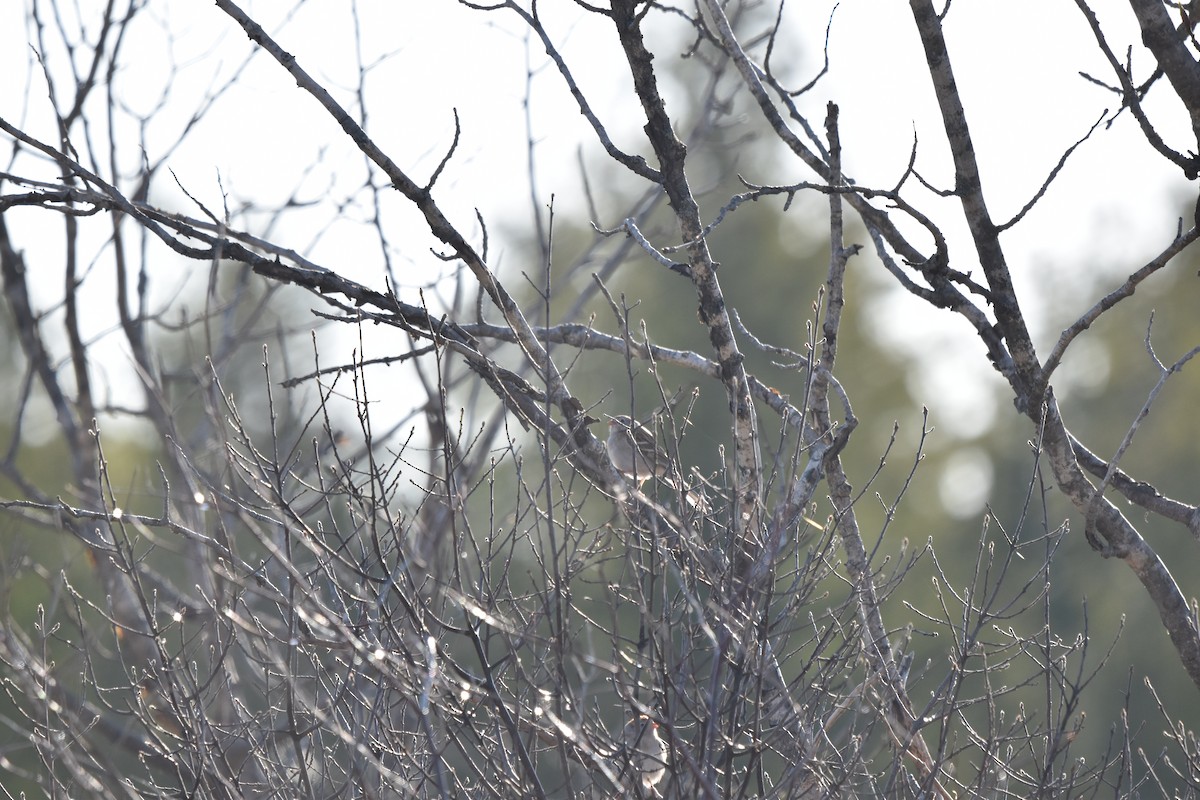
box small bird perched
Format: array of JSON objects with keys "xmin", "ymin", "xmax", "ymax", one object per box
[
  {"xmin": 607, "ymin": 415, "xmax": 670, "ymax": 484},
  {"xmin": 607, "ymin": 414, "xmax": 708, "ymax": 513},
  {"xmin": 622, "ymin": 715, "xmax": 668, "ymax": 792}
]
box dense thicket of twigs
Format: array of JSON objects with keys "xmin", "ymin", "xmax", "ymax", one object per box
[{"xmin": 1, "ymin": 1, "xmax": 1199, "ymax": 797}]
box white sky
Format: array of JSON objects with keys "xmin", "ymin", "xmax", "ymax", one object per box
[{"xmin": 1, "ymin": 1, "xmax": 1193, "ymax": 505}]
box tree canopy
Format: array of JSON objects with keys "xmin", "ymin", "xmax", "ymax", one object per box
[{"xmin": 1, "ymin": 1, "xmax": 1199, "ymax": 797}]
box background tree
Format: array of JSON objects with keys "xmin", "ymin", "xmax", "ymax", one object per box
[{"xmin": 1, "ymin": 0, "xmax": 1199, "ymax": 797}]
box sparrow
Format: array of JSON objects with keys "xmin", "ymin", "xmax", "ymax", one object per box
[
  {"xmin": 622, "ymin": 715, "xmax": 668, "ymax": 792},
  {"xmin": 607, "ymin": 415, "xmax": 709, "ymax": 513},
  {"xmin": 607, "ymin": 415, "xmax": 670, "ymax": 483}
]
